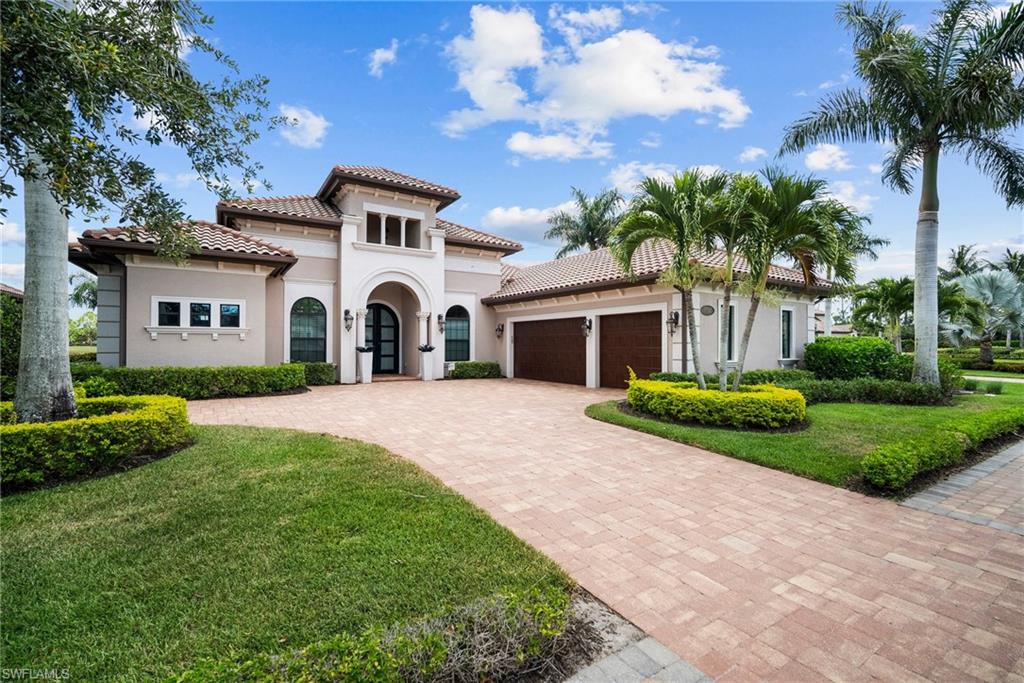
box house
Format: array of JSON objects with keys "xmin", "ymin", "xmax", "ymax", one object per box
[
  {"xmin": 814, "ymin": 311, "xmax": 856, "ymax": 337},
  {"xmin": 0, "ymin": 283, "xmax": 24, "ymax": 301},
  {"xmin": 69, "ymin": 164, "xmax": 829, "ymax": 388}
]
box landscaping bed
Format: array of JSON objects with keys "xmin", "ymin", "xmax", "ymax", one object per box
[{"xmin": 70, "ymin": 362, "xmax": 320, "ymax": 399}]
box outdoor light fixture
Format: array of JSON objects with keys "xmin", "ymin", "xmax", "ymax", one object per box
[
  {"xmin": 437, "ymin": 313, "xmax": 446, "ymax": 333},
  {"xmin": 495, "ymin": 323, "xmax": 505, "ymax": 338},
  {"xmin": 581, "ymin": 318, "xmax": 593, "ymax": 337},
  {"xmin": 666, "ymin": 311, "xmax": 680, "ymax": 336},
  {"xmin": 343, "ymin": 309, "xmax": 354, "ymax": 331}
]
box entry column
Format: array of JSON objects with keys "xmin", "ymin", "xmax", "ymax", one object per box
[{"xmin": 416, "ymin": 311, "xmax": 432, "ymax": 381}]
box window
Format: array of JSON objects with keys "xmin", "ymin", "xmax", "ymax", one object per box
[
  {"xmin": 190, "ymin": 302, "xmax": 211, "ymax": 327},
  {"xmin": 444, "ymin": 305, "xmax": 470, "ymax": 362},
  {"xmin": 290, "ymin": 297, "xmax": 327, "ymax": 363},
  {"xmin": 158, "ymin": 301, "xmax": 180, "ymax": 327},
  {"xmin": 781, "ymin": 309, "xmax": 793, "ymax": 359},
  {"xmin": 220, "ymin": 304, "xmax": 240, "ymax": 328}
]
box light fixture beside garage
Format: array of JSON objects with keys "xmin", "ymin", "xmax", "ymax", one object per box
[
  {"xmin": 495, "ymin": 323, "xmax": 504, "ymax": 338},
  {"xmin": 581, "ymin": 318, "xmax": 593, "ymax": 337},
  {"xmin": 666, "ymin": 311, "xmax": 680, "ymax": 335}
]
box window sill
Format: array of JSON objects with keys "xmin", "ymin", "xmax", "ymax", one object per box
[
  {"xmin": 352, "ymin": 241, "xmax": 435, "ymax": 258},
  {"xmin": 146, "ymin": 326, "xmax": 250, "ymax": 341}
]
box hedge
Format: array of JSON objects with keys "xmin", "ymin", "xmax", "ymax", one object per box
[
  {"xmin": 804, "ymin": 336, "xmax": 896, "ymax": 380},
  {"xmin": 879, "ymin": 354, "xmax": 963, "ymax": 394},
  {"xmin": 627, "ymin": 379, "xmax": 807, "ymax": 429},
  {"xmin": 1, "ymin": 293, "xmax": 21, "ymax": 377},
  {"xmin": 0, "ymin": 395, "xmax": 190, "ymax": 488},
  {"xmin": 862, "ymin": 406, "xmax": 1024, "ymax": 490},
  {"xmin": 69, "ymin": 350, "xmax": 98, "ymax": 363},
  {"xmin": 291, "ymin": 362, "xmax": 337, "ymax": 385},
  {"xmin": 174, "ymin": 589, "xmax": 577, "ymax": 683},
  {"xmin": 448, "ymin": 361, "xmax": 502, "ymax": 379},
  {"xmin": 778, "ymin": 378, "xmax": 948, "ymax": 406},
  {"xmin": 71, "ymin": 363, "xmax": 307, "ymax": 399},
  {"xmin": 959, "ymin": 359, "xmax": 1024, "ymax": 374},
  {"xmin": 649, "ymin": 368, "xmax": 814, "ymax": 385}
]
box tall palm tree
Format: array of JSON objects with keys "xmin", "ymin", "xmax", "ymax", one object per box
[
  {"xmin": 731, "ymin": 168, "xmax": 859, "ymax": 390},
  {"xmin": 781, "ymin": 0, "xmax": 1024, "ymax": 386},
  {"xmin": 609, "ymin": 170, "xmax": 729, "ymax": 390},
  {"xmin": 989, "ymin": 248, "xmax": 1024, "ymax": 282},
  {"xmin": 823, "ymin": 220, "xmax": 890, "ymax": 334},
  {"xmin": 945, "ymin": 270, "xmax": 1023, "ymax": 362},
  {"xmin": 545, "ymin": 187, "xmax": 623, "ymax": 258},
  {"xmin": 852, "ymin": 277, "xmax": 916, "ymax": 351},
  {"xmin": 939, "ymin": 244, "xmax": 984, "ymax": 279}
]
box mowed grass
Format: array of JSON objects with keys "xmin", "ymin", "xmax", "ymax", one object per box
[
  {"xmin": 1, "ymin": 426, "xmax": 569, "ymax": 681},
  {"xmin": 587, "ymin": 384, "xmax": 1024, "ymax": 487},
  {"xmin": 964, "ymin": 368, "xmax": 1024, "ymax": 380},
  {"xmin": 69, "ymin": 344, "xmax": 96, "ymax": 354}
]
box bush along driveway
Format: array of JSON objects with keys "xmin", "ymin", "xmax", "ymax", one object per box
[{"xmin": 190, "ymin": 379, "xmax": 1024, "ymax": 681}]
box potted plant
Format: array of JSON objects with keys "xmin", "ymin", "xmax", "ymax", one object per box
[
  {"xmin": 356, "ymin": 345, "xmax": 374, "ymax": 384},
  {"xmin": 418, "ymin": 344, "xmax": 435, "ymax": 381}
]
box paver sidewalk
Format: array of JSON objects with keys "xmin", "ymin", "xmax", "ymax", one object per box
[{"xmin": 190, "ymin": 380, "xmax": 1024, "ymax": 681}]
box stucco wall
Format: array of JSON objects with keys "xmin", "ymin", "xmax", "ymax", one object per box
[{"xmin": 444, "ymin": 268, "xmax": 501, "ymax": 363}]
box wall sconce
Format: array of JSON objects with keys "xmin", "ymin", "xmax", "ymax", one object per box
[
  {"xmin": 343, "ymin": 309, "xmax": 354, "ymax": 331},
  {"xmin": 495, "ymin": 323, "xmax": 505, "ymax": 338},
  {"xmin": 666, "ymin": 311, "xmax": 680, "ymax": 336},
  {"xmin": 437, "ymin": 314, "xmax": 446, "ymax": 334},
  {"xmin": 581, "ymin": 318, "xmax": 593, "ymax": 337}
]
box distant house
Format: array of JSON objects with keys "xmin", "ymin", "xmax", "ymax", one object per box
[
  {"xmin": 0, "ymin": 283, "xmax": 23, "ymax": 301},
  {"xmin": 814, "ymin": 311, "xmax": 856, "ymax": 337},
  {"xmin": 69, "ymin": 164, "xmax": 831, "ymax": 387}
]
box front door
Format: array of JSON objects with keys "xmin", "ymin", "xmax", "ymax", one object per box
[{"xmin": 366, "ymin": 303, "xmax": 399, "ymax": 374}]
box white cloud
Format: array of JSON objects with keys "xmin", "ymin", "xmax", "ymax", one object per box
[
  {"xmin": 857, "ymin": 249, "xmax": 914, "ymax": 278},
  {"xmin": 738, "ymin": 146, "xmax": 767, "ymax": 163},
  {"xmin": 868, "ymin": 163, "xmax": 883, "ymax": 174},
  {"xmin": 155, "ymin": 172, "xmax": 262, "ymax": 194},
  {"xmin": 506, "ymin": 130, "xmax": 613, "ymax": 161},
  {"xmin": 481, "ymin": 200, "xmax": 576, "ymax": 242},
  {"xmin": 0, "ymin": 220, "xmax": 25, "ymax": 244},
  {"xmin": 0, "ymin": 263, "xmax": 24, "ymax": 287},
  {"xmin": 607, "ymin": 161, "xmax": 679, "ymax": 194},
  {"xmin": 549, "ymin": 5, "xmax": 622, "ymax": 47},
  {"xmin": 827, "ymin": 180, "xmax": 877, "ymax": 213},
  {"xmin": 368, "ymin": 39, "xmax": 399, "ymax": 78},
  {"xmin": 278, "ymin": 104, "xmax": 331, "ymax": 149},
  {"xmin": 129, "ymin": 109, "xmax": 159, "ymax": 132},
  {"xmin": 623, "ymin": 2, "xmax": 665, "ymax": 17},
  {"xmin": 818, "ymin": 72, "xmax": 851, "ymax": 89},
  {"xmin": 805, "ymin": 143, "xmax": 853, "ymax": 171},
  {"xmin": 639, "ymin": 132, "xmax": 662, "ymax": 149},
  {"xmin": 690, "ymin": 164, "xmax": 723, "ymax": 176}
]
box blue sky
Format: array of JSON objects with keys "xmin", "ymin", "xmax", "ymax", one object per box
[{"xmin": 2, "ymin": 1, "xmax": 1022, "ymax": 293}]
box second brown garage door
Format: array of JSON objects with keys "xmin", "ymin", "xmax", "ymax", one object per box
[
  {"xmin": 513, "ymin": 318, "xmax": 586, "ymax": 385},
  {"xmin": 600, "ymin": 311, "xmax": 662, "ymax": 388}
]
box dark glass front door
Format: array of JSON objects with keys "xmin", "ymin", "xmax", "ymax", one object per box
[{"xmin": 366, "ymin": 303, "xmax": 399, "ymax": 374}]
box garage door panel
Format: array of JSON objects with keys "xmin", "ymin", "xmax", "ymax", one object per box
[
  {"xmin": 600, "ymin": 311, "xmax": 662, "ymax": 388},
  {"xmin": 513, "ymin": 318, "xmax": 586, "ymax": 385}
]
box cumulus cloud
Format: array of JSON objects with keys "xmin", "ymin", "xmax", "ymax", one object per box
[
  {"xmin": 639, "ymin": 132, "xmax": 662, "ymax": 149},
  {"xmin": 549, "ymin": 5, "xmax": 622, "ymax": 47},
  {"xmin": 607, "ymin": 161, "xmax": 679, "ymax": 194},
  {"xmin": 279, "ymin": 104, "xmax": 331, "ymax": 149},
  {"xmin": 827, "ymin": 180, "xmax": 877, "ymax": 213},
  {"xmin": 738, "ymin": 146, "xmax": 767, "ymax": 163},
  {"xmin": 805, "ymin": 143, "xmax": 853, "ymax": 171},
  {"xmin": 0, "ymin": 220, "xmax": 25, "ymax": 244},
  {"xmin": 506, "ymin": 130, "xmax": 613, "ymax": 161},
  {"xmin": 818, "ymin": 72, "xmax": 851, "ymax": 89},
  {"xmin": 868, "ymin": 163, "xmax": 883, "ymax": 174},
  {"xmin": 368, "ymin": 39, "xmax": 399, "ymax": 78},
  {"xmin": 0, "ymin": 262, "xmax": 25, "ymax": 287},
  {"xmin": 481, "ymin": 200, "xmax": 576, "ymax": 242}
]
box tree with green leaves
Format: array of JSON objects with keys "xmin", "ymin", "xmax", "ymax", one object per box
[
  {"xmin": 2, "ymin": 0, "xmax": 276, "ymax": 421},
  {"xmin": 944, "ymin": 270, "xmax": 1023, "ymax": 362},
  {"xmin": 939, "ymin": 244, "xmax": 984, "ymax": 279},
  {"xmin": 852, "ymin": 277, "xmax": 916, "ymax": 351},
  {"xmin": 989, "ymin": 247, "xmax": 1024, "ymax": 282},
  {"xmin": 69, "ymin": 273, "xmax": 97, "ymax": 309},
  {"xmin": 781, "ymin": 0, "xmax": 1024, "ymax": 387},
  {"xmin": 610, "ymin": 170, "xmax": 729, "ymax": 390},
  {"xmin": 544, "ymin": 188, "xmax": 623, "ymax": 258},
  {"xmin": 823, "ymin": 221, "xmax": 890, "ymax": 334}
]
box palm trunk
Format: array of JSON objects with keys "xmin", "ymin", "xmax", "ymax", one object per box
[
  {"xmin": 979, "ymin": 337, "xmax": 994, "ymax": 365},
  {"xmin": 718, "ymin": 282, "xmax": 732, "ymax": 391},
  {"xmin": 824, "ymin": 266, "xmax": 834, "ymax": 335},
  {"xmin": 892, "ymin": 322, "xmax": 902, "ymax": 354},
  {"xmin": 679, "ymin": 286, "xmax": 707, "ymax": 390},
  {"xmin": 912, "ymin": 147, "xmax": 940, "ymax": 386},
  {"xmin": 731, "ymin": 290, "xmax": 761, "ymax": 391},
  {"xmin": 14, "ymin": 152, "xmax": 77, "ymax": 422},
  {"xmin": 1006, "ymin": 328, "xmax": 1012, "ymax": 348}
]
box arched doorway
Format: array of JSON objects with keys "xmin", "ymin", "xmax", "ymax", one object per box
[
  {"xmin": 366, "ymin": 303, "xmax": 399, "ymax": 374},
  {"xmin": 290, "ymin": 297, "xmax": 327, "ymax": 362}
]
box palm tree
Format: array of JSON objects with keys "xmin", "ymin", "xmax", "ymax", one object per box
[
  {"xmin": 609, "ymin": 170, "xmax": 729, "ymax": 390},
  {"xmin": 69, "ymin": 272, "xmax": 97, "ymax": 309},
  {"xmin": 989, "ymin": 248, "xmax": 1024, "ymax": 282},
  {"xmin": 852, "ymin": 277, "xmax": 916, "ymax": 351},
  {"xmin": 939, "ymin": 244, "xmax": 984, "ymax": 280},
  {"xmin": 545, "ymin": 187, "xmax": 623, "ymax": 258},
  {"xmin": 945, "ymin": 270, "xmax": 1023, "ymax": 363},
  {"xmin": 731, "ymin": 168, "xmax": 859, "ymax": 390},
  {"xmin": 823, "ymin": 220, "xmax": 890, "ymax": 334},
  {"xmin": 781, "ymin": 0, "xmax": 1024, "ymax": 386}
]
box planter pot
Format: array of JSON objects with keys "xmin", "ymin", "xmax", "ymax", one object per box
[
  {"xmin": 358, "ymin": 351, "xmax": 373, "ymax": 384},
  {"xmin": 420, "ymin": 351, "xmax": 434, "ymax": 381}
]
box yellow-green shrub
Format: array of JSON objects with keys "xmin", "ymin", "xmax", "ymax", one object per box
[
  {"xmin": 0, "ymin": 396, "xmax": 190, "ymax": 489},
  {"xmin": 626, "ymin": 379, "xmax": 807, "ymax": 429}
]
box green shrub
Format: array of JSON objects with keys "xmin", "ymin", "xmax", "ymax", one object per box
[
  {"xmin": 68, "ymin": 311, "xmax": 97, "ymax": 346},
  {"xmin": 0, "ymin": 375, "xmax": 14, "ymax": 401},
  {"xmin": 448, "ymin": 361, "xmax": 503, "ymax": 379},
  {"xmin": 941, "ymin": 406, "xmax": 1024, "ymax": 447},
  {"xmin": 804, "ymin": 336, "xmax": 897, "ymax": 380},
  {"xmin": 79, "ymin": 375, "xmax": 119, "ymax": 397},
  {"xmin": 0, "ymin": 395, "xmax": 190, "ymax": 488},
  {"xmin": 69, "ymin": 363, "xmax": 306, "ymax": 400},
  {"xmin": 1, "ymin": 293, "xmax": 21, "ymax": 377},
  {"xmin": 627, "ymin": 379, "xmax": 807, "ymax": 429},
  {"xmin": 69, "ymin": 350, "xmax": 98, "ymax": 363},
  {"xmin": 292, "ymin": 362, "xmax": 336, "ymax": 385},
  {"xmin": 880, "ymin": 354, "xmax": 963, "ymax": 394},
  {"xmin": 962, "ymin": 379, "xmax": 978, "ymax": 392},
  {"xmin": 779, "ymin": 378, "xmax": 947, "ymax": 406},
  {"xmin": 174, "ymin": 588, "xmax": 577, "ymax": 683},
  {"xmin": 648, "ymin": 368, "xmax": 814, "ymax": 385},
  {"xmin": 985, "ymin": 382, "xmax": 1004, "ymax": 395}
]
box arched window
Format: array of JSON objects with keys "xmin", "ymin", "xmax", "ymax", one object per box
[
  {"xmin": 290, "ymin": 297, "xmax": 326, "ymax": 362},
  {"xmin": 445, "ymin": 305, "xmax": 470, "ymax": 362}
]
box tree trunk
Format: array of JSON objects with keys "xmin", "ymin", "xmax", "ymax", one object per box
[
  {"xmin": 979, "ymin": 337, "xmax": 994, "ymax": 365},
  {"xmin": 679, "ymin": 286, "xmax": 707, "ymax": 390},
  {"xmin": 912, "ymin": 147, "xmax": 941, "ymax": 386},
  {"xmin": 718, "ymin": 282, "xmax": 732, "ymax": 391},
  {"xmin": 731, "ymin": 291, "xmax": 761, "ymax": 391},
  {"xmin": 824, "ymin": 266, "xmax": 833, "ymax": 335},
  {"xmin": 892, "ymin": 320, "xmax": 902, "ymax": 354},
  {"xmin": 14, "ymin": 153, "xmax": 77, "ymax": 422},
  {"xmin": 1006, "ymin": 328, "xmax": 1012, "ymax": 348}
]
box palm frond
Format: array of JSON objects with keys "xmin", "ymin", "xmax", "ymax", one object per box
[
  {"xmin": 949, "ymin": 131, "xmax": 1024, "ymax": 206},
  {"xmin": 780, "ymin": 89, "xmax": 895, "ymax": 153},
  {"xmin": 881, "ymin": 139, "xmax": 923, "ymax": 193}
]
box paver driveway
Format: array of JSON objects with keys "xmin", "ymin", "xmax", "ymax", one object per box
[{"xmin": 190, "ymin": 379, "xmax": 1024, "ymax": 682}]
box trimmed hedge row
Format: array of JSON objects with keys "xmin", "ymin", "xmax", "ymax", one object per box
[
  {"xmin": 71, "ymin": 363, "xmax": 307, "ymax": 400},
  {"xmin": 804, "ymin": 336, "xmax": 896, "ymax": 380},
  {"xmin": 293, "ymin": 362, "xmax": 337, "ymax": 385},
  {"xmin": 959, "ymin": 359, "xmax": 1024, "ymax": 374},
  {"xmin": 69, "ymin": 350, "xmax": 97, "ymax": 363},
  {"xmin": 862, "ymin": 406, "xmax": 1024, "ymax": 490},
  {"xmin": 627, "ymin": 379, "xmax": 807, "ymax": 429},
  {"xmin": 649, "ymin": 369, "xmax": 814, "ymax": 385},
  {"xmin": 174, "ymin": 589, "xmax": 575, "ymax": 683},
  {"xmin": 777, "ymin": 378, "xmax": 948, "ymax": 406},
  {"xmin": 0, "ymin": 395, "xmax": 190, "ymax": 488},
  {"xmin": 448, "ymin": 361, "xmax": 503, "ymax": 379}
]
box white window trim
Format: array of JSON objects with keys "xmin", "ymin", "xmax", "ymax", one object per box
[
  {"xmin": 284, "ymin": 281, "xmax": 334, "ymax": 364},
  {"xmin": 444, "ymin": 291, "xmax": 478, "ymax": 363},
  {"xmin": 717, "ymin": 301, "xmax": 737, "ymax": 364},
  {"xmin": 150, "ymin": 296, "xmax": 247, "ymax": 330},
  {"xmin": 780, "ymin": 306, "xmax": 795, "ymax": 360}
]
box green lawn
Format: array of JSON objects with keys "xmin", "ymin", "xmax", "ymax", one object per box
[
  {"xmin": 587, "ymin": 384, "xmax": 1024, "ymax": 488},
  {"xmin": 1, "ymin": 426, "xmax": 569, "ymax": 681},
  {"xmin": 69, "ymin": 344, "xmax": 96, "ymax": 354}
]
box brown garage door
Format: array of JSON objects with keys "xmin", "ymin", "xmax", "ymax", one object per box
[
  {"xmin": 513, "ymin": 318, "xmax": 586, "ymax": 385},
  {"xmin": 600, "ymin": 311, "xmax": 662, "ymax": 388}
]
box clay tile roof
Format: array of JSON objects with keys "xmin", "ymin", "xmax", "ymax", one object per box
[
  {"xmin": 331, "ymin": 165, "xmax": 460, "ymax": 202},
  {"xmin": 80, "ymin": 220, "xmax": 295, "ymax": 260},
  {"xmin": 484, "ymin": 239, "xmax": 829, "ymax": 304},
  {"xmin": 500, "ymin": 262, "xmax": 521, "ymax": 285},
  {"xmin": 218, "ymin": 195, "xmax": 343, "ymax": 223},
  {"xmin": 436, "ymin": 218, "xmax": 522, "ymax": 254},
  {"xmin": 0, "ymin": 283, "xmax": 23, "ymax": 300}
]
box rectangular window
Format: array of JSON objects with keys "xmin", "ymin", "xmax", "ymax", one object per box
[
  {"xmin": 190, "ymin": 302, "xmax": 211, "ymax": 327},
  {"xmin": 445, "ymin": 318, "xmax": 471, "ymax": 362},
  {"xmin": 781, "ymin": 309, "xmax": 793, "ymax": 359},
  {"xmin": 158, "ymin": 301, "xmax": 180, "ymax": 327},
  {"xmin": 727, "ymin": 305, "xmax": 736, "ymax": 362},
  {"xmin": 220, "ymin": 303, "xmax": 240, "ymax": 328}
]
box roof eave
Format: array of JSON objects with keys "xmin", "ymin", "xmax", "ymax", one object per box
[
  {"xmin": 317, "ymin": 169, "xmax": 461, "ymax": 208},
  {"xmin": 76, "ymin": 238, "xmax": 297, "ymax": 276},
  {"xmin": 445, "ymin": 238, "xmax": 523, "ymax": 256},
  {"xmin": 216, "ymin": 203, "xmax": 344, "ymax": 229}
]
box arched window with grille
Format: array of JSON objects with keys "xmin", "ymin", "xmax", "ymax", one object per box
[
  {"xmin": 290, "ymin": 297, "xmax": 327, "ymax": 362},
  {"xmin": 445, "ymin": 305, "xmax": 470, "ymax": 362}
]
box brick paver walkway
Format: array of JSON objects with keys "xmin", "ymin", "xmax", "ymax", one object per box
[{"xmin": 189, "ymin": 380, "xmax": 1024, "ymax": 682}]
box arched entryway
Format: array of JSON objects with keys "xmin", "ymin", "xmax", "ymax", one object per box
[{"xmin": 366, "ymin": 303, "xmax": 399, "ymax": 374}]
